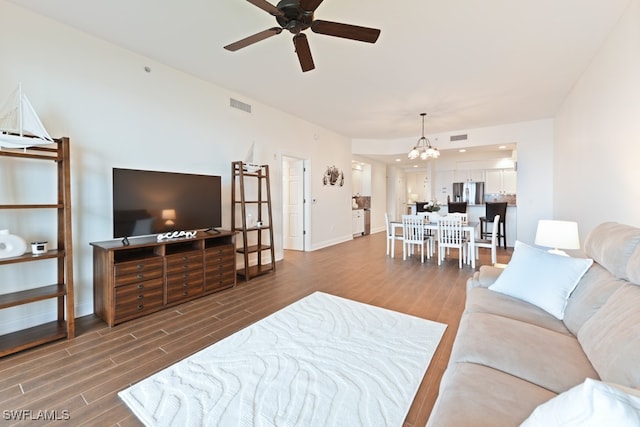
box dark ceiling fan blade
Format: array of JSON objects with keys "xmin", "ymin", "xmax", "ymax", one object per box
[
  {"xmin": 299, "ymin": 0, "xmax": 324, "ymax": 13},
  {"xmin": 246, "ymin": 0, "xmax": 284, "ymax": 16},
  {"xmin": 293, "ymin": 33, "xmax": 315, "ymax": 72},
  {"xmin": 224, "ymin": 27, "xmax": 283, "ymax": 51},
  {"xmin": 311, "ymin": 20, "xmax": 381, "ymax": 43}
]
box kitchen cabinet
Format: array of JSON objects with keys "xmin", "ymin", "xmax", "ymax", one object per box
[
  {"xmin": 486, "ymin": 169, "xmax": 517, "ymax": 194},
  {"xmin": 434, "ymin": 170, "xmax": 455, "ymax": 202},
  {"xmin": 352, "ymin": 209, "xmax": 365, "ymax": 236},
  {"xmin": 454, "ymin": 169, "xmax": 485, "ymax": 183},
  {"xmin": 502, "ymin": 169, "xmax": 517, "ymax": 193}
]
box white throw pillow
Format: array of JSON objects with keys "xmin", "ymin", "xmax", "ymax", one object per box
[
  {"xmin": 488, "ymin": 241, "xmax": 593, "ymax": 319},
  {"xmin": 521, "ymin": 378, "xmax": 640, "ymax": 427}
]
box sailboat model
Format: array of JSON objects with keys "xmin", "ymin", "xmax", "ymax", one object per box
[
  {"xmin": 0, "ymin": 84, "xmax": 54, "ymax": 149},
  {"xmin": 243, "ymin": 141, "xmax": 261, "ymax": 173}
]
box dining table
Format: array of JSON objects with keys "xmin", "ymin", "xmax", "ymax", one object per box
[{"xmin": 390, "ymin": 218, "xmax": 480, "ymax": 268}]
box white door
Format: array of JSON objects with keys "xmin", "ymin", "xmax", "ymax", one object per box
[{"xmin": 283, "ymin": 157, "xmax": 305, "ymax": 250}]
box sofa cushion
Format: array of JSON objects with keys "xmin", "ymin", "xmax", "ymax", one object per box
[
  {"xmin": 521, "ymin": 378, "xmax": 640, "ymax": 427},
  {"xmin": 578, "ymin": 284, "xmax": 640, "ymax": 388},
  {"xmin": 563, "ymin": 263, "xmax": 628, "ymax": 336},
  {"xmin": 584, "ymin": 222, "xmax": 640, "ymax": 281},
  {"xmin": 466, "ymin": 287, "xmax": 572, "ymax": 336},
  {"xmin": 426, "ymin": 362, "xmax": 556, "ymax": 427},
  {"xmin": 450, "ymin": 312, "xmax": 598, "ymax": 393},
  {"xmin": 467, "ymin": 265, "xmax": 505, "ymax": 290},
  {"xmin": 488, "ymin": 241, "xmax": 593, "ymax": 319},
  {"xmin": 627, "ymin": 244, "xmax": 640, "ymax": 284}
]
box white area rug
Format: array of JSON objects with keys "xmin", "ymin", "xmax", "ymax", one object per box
[{"xmin": 118, "ymin": 291, "xmax": 447, "ymax": 427}]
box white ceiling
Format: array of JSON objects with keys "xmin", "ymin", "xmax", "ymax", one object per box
[{"xmin": 8, "ymin": 0, "xmax": 631, "ymax": 142}]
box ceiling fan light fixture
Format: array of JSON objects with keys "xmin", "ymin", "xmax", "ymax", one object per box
[{"xmin": 408, "ymin": 113, "xmax": 439, "ymax": 160}]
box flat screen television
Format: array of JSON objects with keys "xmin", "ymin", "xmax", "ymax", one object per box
[{"xmin": 112, "ymin": 168, "xmax": 222, "ymax": 238}]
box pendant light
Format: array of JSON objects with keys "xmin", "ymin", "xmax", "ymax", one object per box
[{"xmin": 408, "ymin": 113, "xmax": 440, "ymax": 160}]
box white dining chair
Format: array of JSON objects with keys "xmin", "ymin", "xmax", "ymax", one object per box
[
  {"xmin": 402, "ymin": 214, "xmax": 433, "ymax": 263},
  {"xmin": 473, "ymin": 214, "xmax": 500, "ymax": 265},
  {"xmin": 437, "ymin": 215, "xmax": 468, "ymax": 268},
  {"xmin": 385, "ymin": 212, "xmax": 403, "ymax": 258},
  {"xmin": 450, "ymin": 212, "xmax": 468, "ymax": 224}
]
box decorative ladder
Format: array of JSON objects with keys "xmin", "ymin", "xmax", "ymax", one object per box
[{"xmin": 231, "ymin": 161, "xmax": 276, "ymax": 280}]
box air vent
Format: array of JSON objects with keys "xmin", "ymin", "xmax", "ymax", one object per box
[
  {"xmin": 450, "ymin": 134, "xmax": 468, "ymax": 142},
  {"xmin": 230, "ymin": 98, "xmax": 252, "ymax": 113}
]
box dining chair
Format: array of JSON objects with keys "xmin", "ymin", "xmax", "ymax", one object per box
[
  {"xmin": 385, "ymin": 212, "xmax": 403, "ymax": 258},
  {"xmin": 473, "ymin": 214, "xmax": 500, "ymax": 265},
  {"xmin": 402, "ymin": 214, "xmax": 433, "ymax": 263},
  {"xmin": 450, "ymin": 212, "xmax": 468, "ymax": 224},
  {"xmin": 437, "ymin": 215, "xmax": 468, "ymax": 268},
  {"xmin": 480, "ymin": 202, "xmax": 507, "ymax": 249}
]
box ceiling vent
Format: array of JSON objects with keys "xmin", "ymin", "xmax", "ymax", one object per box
[
  {"xmin": 450, "ymin": 134, "xmax": 468, "ymax": 142},
  {"xmin": 230, "ymin": 98, "xmax": 252, "ymax": 113}
]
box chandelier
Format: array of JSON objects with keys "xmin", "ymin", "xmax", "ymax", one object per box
[{"xmin": 408, "ymin": 113, "xmax": 440, "ymax": 160}]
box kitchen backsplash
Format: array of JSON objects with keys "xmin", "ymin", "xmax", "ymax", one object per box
[
  {"xmin": 485, "ymin": 193, "xmax": 517, "ymax": 205},
  {"xmin": 352, "ymin": 196, "xmax": 371, "ymax": 209}
]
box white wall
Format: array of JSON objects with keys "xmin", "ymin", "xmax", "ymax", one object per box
[
  {"xmin": 354, "ymin": 119, "xmax": 555, "ymax": 246},
  {"xmin": 554, "ymin": 0, "xmax": 640, "ymax": 240},
  {"xmin": 0, "ymin": 2, "xmax": 354, "ymax": 333}
]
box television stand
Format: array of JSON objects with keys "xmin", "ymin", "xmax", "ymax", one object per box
[{"xmin": 91, "ymin": 230, "xmax": 236, "ymax": 327}]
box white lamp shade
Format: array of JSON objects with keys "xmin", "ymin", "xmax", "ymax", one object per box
[
  {"xmin": 535, "ymin": 220, "xmax": 580, "ymax": 250},
  {"xmin": 161, "ymin": 209, "xmax": 176, "ymax": 220}
]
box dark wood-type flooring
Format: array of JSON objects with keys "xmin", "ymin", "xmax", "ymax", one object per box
[{"xmin": 0, "ymin": 232, "xmax": 512, "ymax": 426}]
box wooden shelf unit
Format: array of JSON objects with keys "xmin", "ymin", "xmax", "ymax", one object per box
[
  {"xmin": 91, "ymin": 230, "xmax": 236, "ymax": 327},
  {"xmin": 0, "ymin": 138, "xmax": 75, "ymax": 357},
  {"xmin": 231, "ymin": 161, "xmax": 276, "ymax": 281}
]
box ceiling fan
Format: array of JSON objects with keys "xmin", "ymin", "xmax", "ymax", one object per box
[{"xmin": 224, "ymin": 0, "xmax": 381, "ymax": 72}]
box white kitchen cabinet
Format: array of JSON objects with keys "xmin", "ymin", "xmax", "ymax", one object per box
[
  {"xmin": 434, "ymin": 170, "xmax": 455, "ymax": 203},
  {"xmin": 485, "ymin": 169, "xmax": 517, "ymax": 194},
  {"xmin": 352, "ymin": 209, "xmax": 365, "ymax": 236},
  {"xmin": 454, "ymin": 169, "xmax": 485, "ymax": 183},
  {"xmin": 502, "ymin": 169, "xmax": 517, "ymax": 193}
]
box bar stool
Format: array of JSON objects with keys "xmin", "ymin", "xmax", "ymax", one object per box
[
  {"xmin": 447, "ymin": 201, "xmax": 467, "ymax": 214},
  {"xmin": 480, "ymin": 202, "xmax": 507, "ymax": 249}
]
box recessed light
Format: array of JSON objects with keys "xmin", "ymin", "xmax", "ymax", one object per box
[
  {"xmin": 395, "ymin": 158, "xmax": 401, "ymax": 162},
  {"xmin": 459, "ymin": 149, "xmax": 466, "ymax": 153},
  {"xmin": 413, "ymin": 165, "xmax": 418, "ymax": 168},
  {"xmin": 499, "ymin": 145, "xmax": 507, "ymax": 149}
]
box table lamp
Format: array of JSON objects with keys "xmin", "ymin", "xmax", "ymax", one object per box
[
  {"xmin": 161, "ymin": 209, "xmax": 176, "ymax": 227},
  {"xmin": 534, "ymin": 220, "xmax": 580, "ymax": 256}
]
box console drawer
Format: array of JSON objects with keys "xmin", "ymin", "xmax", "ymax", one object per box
[
  {"xmin": 204, "ymin": 245, "xmax": 235, "ymax": 262},
  {"xmin": 114, "ymin": 277, "xmax": 164, "ymax": 321},
  {"xmin": 114, "ymin": 257, "xmax": 164, "ymax": 287},
  {"xmin": 166, "ymin": 275, "xmax": 204, "ymax": 304},
  {"xmin": 165, "ymin": 251, "xmax": 203, "ymax": 275}
]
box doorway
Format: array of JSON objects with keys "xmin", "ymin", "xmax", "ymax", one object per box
[{"xmin": 282, "ymin": 156, "xmax": 308, "ymax": 251}]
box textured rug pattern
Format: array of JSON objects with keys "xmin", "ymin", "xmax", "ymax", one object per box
[{"xmin": 118, "ymin": 292, "xmax": 447, "ymax": 426}]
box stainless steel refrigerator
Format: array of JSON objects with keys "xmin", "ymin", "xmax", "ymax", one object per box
[{"xmin": 452, "ymin": 182, "xmax": 485, "ymax": 205}]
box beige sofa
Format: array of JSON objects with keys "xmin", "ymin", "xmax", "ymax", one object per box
[{"xmin": 427, "ymin": 222, "xmax": 640, "ymax": 426}]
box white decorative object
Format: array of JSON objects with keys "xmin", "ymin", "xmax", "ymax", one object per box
[
  {"xmin": 243, "ymin": 141, "xmax": 261, "ymax": 172},
  {"xmin": 0, "ymin": 229, "xmax": 27, "ymax": 259},
  {"xmin": 156, "ymin": 230, "xmax": 197, "ymax": 241},
  {"xmin": 0, "ymin": 84, "xmax": 54, "ymax": 149},
  {"xmin": 31, "ymin": 241, "xmax": 48, "ymax": 255}
]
